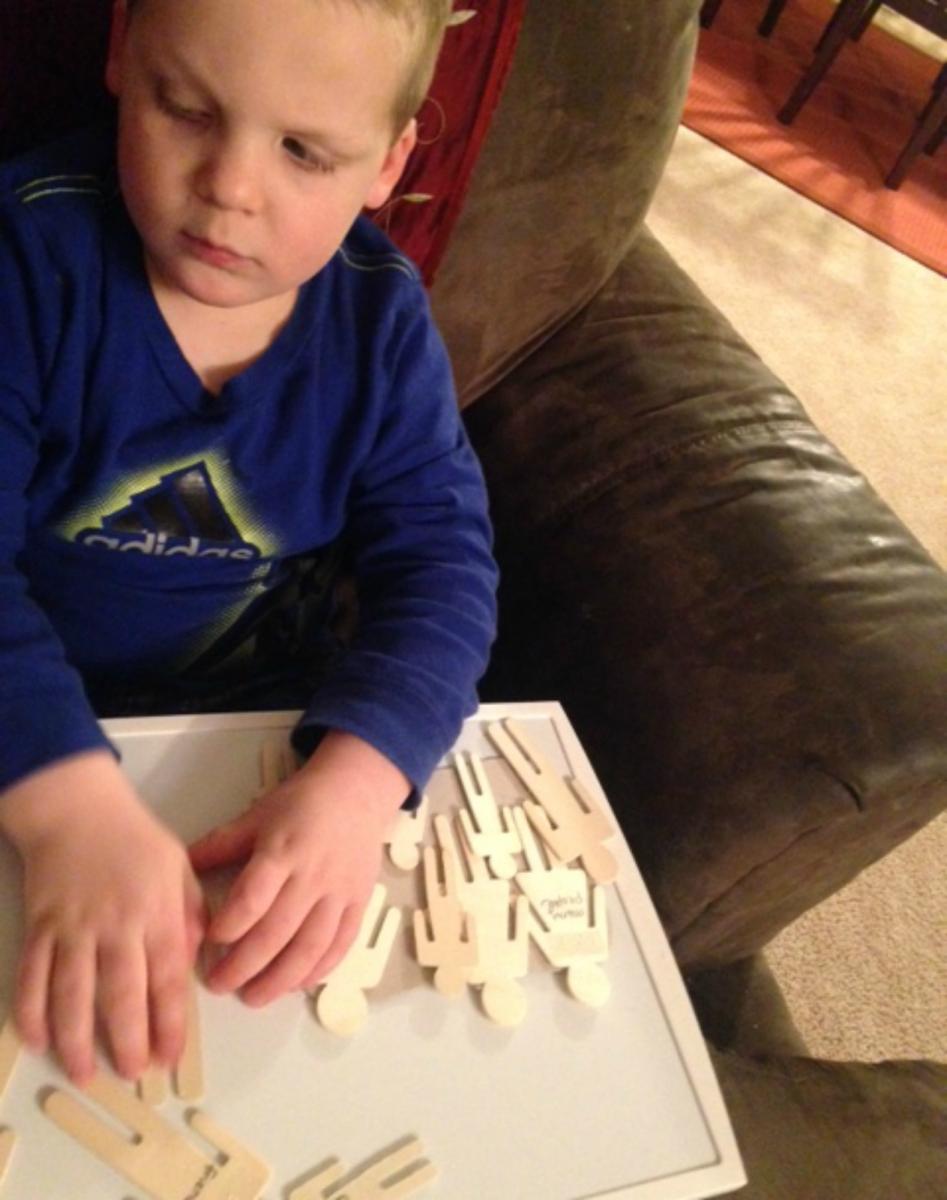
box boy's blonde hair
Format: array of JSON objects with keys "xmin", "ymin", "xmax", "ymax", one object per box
[{"xmin": 125, "ymin": 0, "xmax": 453, "ymax": 136}]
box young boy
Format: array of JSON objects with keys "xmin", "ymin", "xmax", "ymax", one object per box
[{"xmin": 0, "ymin": 0, "xmax": 497, "ymax": 1088}]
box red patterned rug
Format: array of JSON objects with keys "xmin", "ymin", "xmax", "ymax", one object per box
[{"xmin": 683, "ymin": 0, "xmax": 947, "ymax": 275}]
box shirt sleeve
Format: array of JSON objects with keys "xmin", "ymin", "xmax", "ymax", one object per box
[
  {"xmin": 292, "ymin": 288, "xmax": 499, "ymax": 798},
  {"xmin": 0, "ymin": 205, "xmax": 113, "ymax": 793}
]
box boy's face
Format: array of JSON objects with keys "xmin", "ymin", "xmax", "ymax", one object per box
[{"xmin": 106, "ymin": 0, "xmax": 417, "ymax": 312}]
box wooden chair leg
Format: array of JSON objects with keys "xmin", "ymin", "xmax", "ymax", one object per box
[
  {"xmin": 815, "ymin": 0, "xmax": 879, "ymax": 51},
  {"xmin": 886, "ymin": 64, "xmax": 947, "ymax": 188},
  {"xmin": 758, "ymin": 0, "xmax": 791, "ymax": 38},
  {"xmin": 700, "ymin": 0, "xmax": 726, "ymax": 29},
  {"xmin": 778, "ymin": 0, "xmax": 872, "ymax": 124},
  {"xmin": 850, "ymin": 0, "xmax": 883, "ymax": 41}
]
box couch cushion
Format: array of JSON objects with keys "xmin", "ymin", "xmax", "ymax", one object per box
[{"xmin": 432, "ymin": 0, "xmax": 701, "ymax": 406}]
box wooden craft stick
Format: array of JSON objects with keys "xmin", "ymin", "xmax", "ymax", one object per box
[
  {"xmin": 315, "ymin": 885, "xmax": 403, "ymax": 1037},
  {"xmin": 137, "ymin": 1064, "xmax": 170, "ymax": 1107},
  {"xmin": 288, "ymin": 1159, "xmax": 346, "ymax": 1200},
  {"xmin": 0, "ymin": 1129, "xmax": 15, "ymax": 1188},
  {"xmin": 0, "ymin": 1019, "xmax": 20, "ymax": 1102},
  {"xmin": 413, "ymin": 845, "xmax": 478, "ymax": 997},
  {"xmin": 258, "ymin": 736, "xmax": 297, "ymax": 794},
  {"xmin": 386, "ymin": 794, "xmax": 430, "ymax": 872},
  {"xmin": 174, "ymin": 976, "xmax": 204, "ymax": 1100},
  {"xmin": 433, "ymin": 815, "xmax": 529, "ymax": 1026},
  {"xmin": 329, "ymin": 1138, "xmax": 438, "ymax": 1199},
  {"xmin": 44, "ymin": 1075, "xmax": 270, "ymax": 1200},
  {"xmin": 487, "ymin": 720, "xmax": 618, "ymax": 883},
  {"xmin": 453, "ymin": 751, "xmax": 521, "ymax": 879}
]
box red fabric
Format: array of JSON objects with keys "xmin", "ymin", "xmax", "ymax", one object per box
[{"xmin": 371, "ymin": 1, "xmax": 528, "ymax": 285}]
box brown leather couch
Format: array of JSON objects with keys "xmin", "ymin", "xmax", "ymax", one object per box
[{"xmin": 3, "ymin": 2, "xmax": 945, "ymax": 1196}]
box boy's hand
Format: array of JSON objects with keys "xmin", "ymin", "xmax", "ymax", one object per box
[
  {"xmin": 189, "ymin": 731, "xmax": 409, "ymax": 1007},
  {"xmin": 0, "ymin": 750, "xmax": 205, "ymax": 1088}
]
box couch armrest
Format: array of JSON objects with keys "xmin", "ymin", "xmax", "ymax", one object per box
[{"xmin": 464, "ymin": 228, "xmax": 947, "ymax": 968}]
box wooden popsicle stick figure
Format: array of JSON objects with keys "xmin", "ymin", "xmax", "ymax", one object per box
[
  {"xmin": 512, "ymin": 807, "xmax": 610, "ymax": 1007},
  {"xmin": 288, "ymin": 1158, "xmax": 347, "ymax": 1199},
  {"xmin": 385, "ymin": 793, "xmax": 430, "ymax": 872},
  {"xmin": 413, "ymin": 844, "xmax": 479, "ymax": 998},
  {"xmin": 258, "ymin": 736, "xmax": 297, "ymax": 795},
  {"xmin": 136, "ymin": 974, "xmax": 204, "ymax": 1105},
  {"xmin": 314, "ymin": 884, "xmax": 403, "ymax": 1037},
  {"xmin": 453, "ymin": 751, "xmax": 521, "ymax": 879},
  {"xmin": 290, "ymin": 1138, "xmax": 438, "ymax": 1199},
  {"xmin": 43, "ymin": 1074, "xmax": 270, "ymax": 1200},
  {"xmin": 0, "ymin": 1018, "xmax": 20, "ymax": 1101},
  {"xmin": 0, "ymin": 1128, "xmax": 15, "ymax": 1187},
  {"xmin": 434, "ymin": 814, "xmax": 530, "ymax": 1027},
  {"xmin": 487, "ymin": 720, "xmax": 618, "ymax": 884}
]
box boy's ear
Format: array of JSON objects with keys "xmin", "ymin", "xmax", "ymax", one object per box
[
  {"xmin": 364, "ymin": 119, "xmax": 419, "ymax": 211},
  {"xmin": 105, "ymin": 0, "xmax": 130, "ymax": 97}
]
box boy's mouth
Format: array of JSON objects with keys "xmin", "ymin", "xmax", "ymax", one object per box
[{"xmin": 181, "ymin": 232, "xmax": 248, "ymax": 269}]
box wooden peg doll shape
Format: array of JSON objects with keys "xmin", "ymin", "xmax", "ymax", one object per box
[
  {"xmin": 0, "ymin": 1017, "xmax": 19, "ymax": 1183},
  {"xmin": 487, "ymin": 719, "xmax": 619, "ymax": 884},
  {"xmin": 0, "ymin": 1128, "xmax": 14, "ymax": 1186},
  {"xmin": 386, "ymin": 793, "xmax": 431, "ymax": 871},
  {"xmin": 512, "ymin": 807, "xmax": 611, "ymax": 1008},
  {"xmin": 43, "ymin": 1074, "xmax": 270, "ymax": 1200},
  {"xmin": 433, "ymin": 814, "xmax": 530, "ymax": 1027},
  {"xmin": 314, "ymin": 883, "xmax": 402, "ymax": 1037},
  {"xmin": 453, "ymin": 750, "xmax": 521, "ymax": 879},
  {"xmin": 137, "ymin": 974, "xmax": 204, "ymax": 1105},
  {"xmin": 258, "ymin": 735, "xmax": 297, "ymax": 795},
  {"xmin": 289, "ymin": 1138, "xmax": 438, "ymax": 1199},
  {"xmin": 413, "ymin": 843, "xmax": 479, "ymax": 998}
]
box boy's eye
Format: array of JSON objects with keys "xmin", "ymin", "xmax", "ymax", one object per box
[
  {"xmin": 156, "ymin": 88, "xmax": 208, "ymax": 125},
  {"xmin": 282, "ymin": 137, "xmax": 336, "ymax": 174}
]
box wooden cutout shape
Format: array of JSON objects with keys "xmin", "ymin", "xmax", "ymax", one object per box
[
  {"xmin": 288, "ymin": 1159, "xmax": 347, "ymax": 1199},
  {"xmin": 315, "ymin": 884, "xmax": 402, "ymax": 1037},
  {"xmin": 137, "ymin": 1064, "xmax": 169, "ymax": 1107},
  {"xmin": 433, "ymin": 815, "xmax": 530, "ymax": 1027},
  {"xmin": 453, "ymin": 751, "xmax": 521, "ymax": 879},
  {"xmin": 175, "ymin": 976, "xmax": 204, "ymax": 1100},
  {"xmin": 258, "ymin": 736, "xmax": 297, "ymax": 795},
  {"xmin": 412, "ymin": 845, "xmax": 479, "ymax": 997},
  {"xmin": 0, "ymin": 1129, "xmax": 15, "ymax": 1187},
  {"xmin": 487, "ymin": 720, "xmax": 618, "ymax": 884},
  {"xmin": 511, "ymin": 809, "xmax": 610, "ymax": 1007},
  {"xmin": 43, "ymin": 1074, "xmax": 270, "ymax": 1200},
  {"xmin": 0, "ymin": 1019, "xmax": 20, "ymax": 1101},
  {"xmin": 136, "ymin": 975, "xmax": 203, "ymax": 1105},
  {"xmin": 385, "ymin": 794, "xmax": 430, "ymax": 872},
  {"xmin": 289, "ymin": 1138, "xmax": 437, "ymax": 1199}
]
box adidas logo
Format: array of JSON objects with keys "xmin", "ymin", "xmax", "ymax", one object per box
[{"xmin": 76, "ymin": 462, "xmax": 262, "ymax": 562}]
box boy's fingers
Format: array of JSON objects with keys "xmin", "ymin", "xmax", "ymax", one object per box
[
  {"xmin": 49, "ymin": 938, "xmax": 97, "ymax": 1086},
  {"xmin": 207, "ymin": 877, "xmax": 318, "ymax": 995},
  {"xmin": 98, "ymin": 938, "xmax": 149, "ymax": 1081},
  {"xmin": 146, "ymin": 935, "xmax": 190, "ymax": 1067},
  {"xmin": 242, "ymin": 897, "xmax": 354, "ymax": 1007},
  {"xmin": 14, "ymin": 931, "xmax": 54, "ymax": 1052},
  {"xmin": 297, "ymin": 902, "xmax": 364, "ymax": 994},
  {"xmin": 188, "ymin": 809, "xmax": 261, "ymax": 872},
  {"xmin": 207, "ymin": 854, "xmax": 288, "ymax": 945}
]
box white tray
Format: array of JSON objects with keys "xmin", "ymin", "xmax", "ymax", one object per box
[{"xmin": 0, "ymin": 701, "xmax": 745, "ymax": 1199}]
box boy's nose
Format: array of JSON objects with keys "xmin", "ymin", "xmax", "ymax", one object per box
[{"xmin": 194, "ymin": 137, "xmax": 263, "ymax": 213}]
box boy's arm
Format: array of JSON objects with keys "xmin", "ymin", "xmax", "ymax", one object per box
[
  {"xmin": 0, "ymin": 209, "xmax": 202, "ymax": 1083},
  {"xmin": 0, "ymin": 207, "xmax": 115, "ymax": 793},
  {"xmin": 292, "ymin": 295, "xmax": 499, "ymax": 800}
]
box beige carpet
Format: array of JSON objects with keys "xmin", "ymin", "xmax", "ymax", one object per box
[{"xmin": 648, "ymin": 125, "xmax": 947, "ymax": 1063}]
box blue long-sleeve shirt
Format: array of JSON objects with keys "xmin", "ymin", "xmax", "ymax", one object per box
[{"xmin": 0, "ymin": 123, "xmax": 498, "ymax": 797}]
